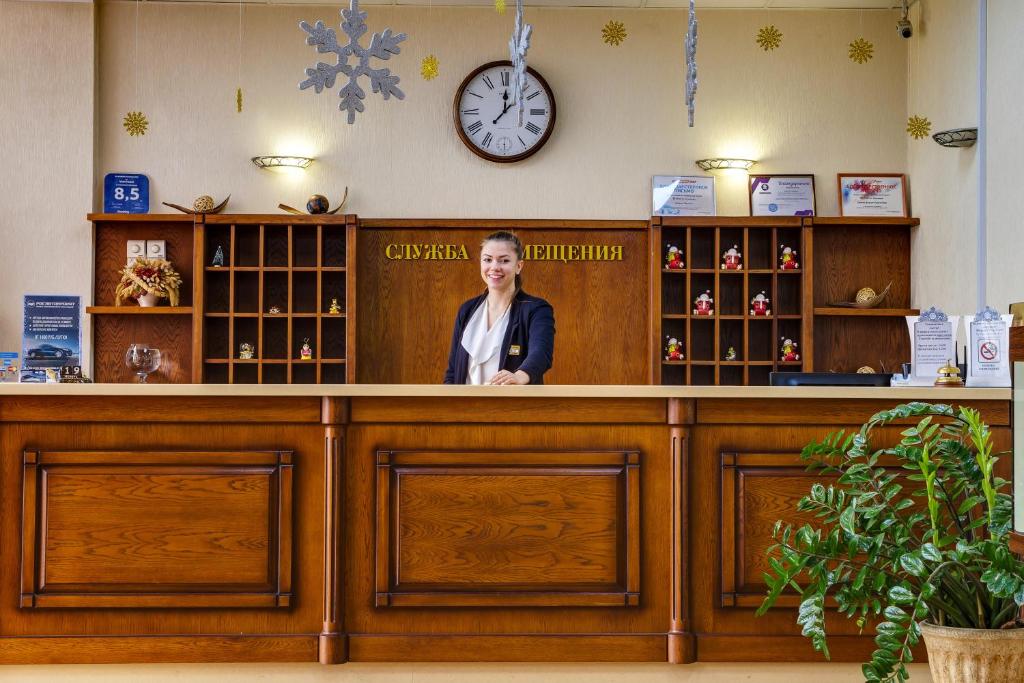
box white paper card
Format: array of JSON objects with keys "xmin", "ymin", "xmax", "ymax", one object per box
[
  {"xmin": 905, "ymin": 308, "xmax": 958, "ymax": 386},
  {"xmin": 964, "ymin": 308, "xmax": 1013, "ymax": 387},
  {"xmin": 652, "ymin": 176, "xmax": 716, "ymax": 216}
]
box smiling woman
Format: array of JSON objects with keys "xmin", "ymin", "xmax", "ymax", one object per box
[{"xmin": 443, "ymin": 231, "xmax": 555, "ymax": 385}]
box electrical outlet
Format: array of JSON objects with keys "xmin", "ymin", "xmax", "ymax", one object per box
[
  {"xmin": 126, "ymin": 240, "xmax": 145, "ymax": 263},
  {"xmin": 146, "ymin": 240, "xmax": 166, "ymax": 259}
]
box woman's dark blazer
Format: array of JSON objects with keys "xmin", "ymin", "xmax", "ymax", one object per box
[{"xmin": 443, "ymin": 289, "xmax": 555, "ymax": 385}]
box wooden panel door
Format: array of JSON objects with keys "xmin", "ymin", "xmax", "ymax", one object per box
[{"xmin": 374, "ymin": 450, "xmax": 640, "ymax": 608}]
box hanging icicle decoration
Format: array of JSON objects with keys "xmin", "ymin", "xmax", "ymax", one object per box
[
  {"xmin": 684, "ymin": 0, "xmax": 698, "ymax": 127},
  {"xmin": 509, "ymin": 0, "xmax": 532, "ymax": 127}
]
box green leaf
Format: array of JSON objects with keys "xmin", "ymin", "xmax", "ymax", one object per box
[
  {"xmin": 888, "ymin": 586, "xmax": 916, "ymax": 604},
  {"xmin": 839, "ymin": 503, "xmax": 857, "ymax": 535},
  {"xmin": 899, "ymin": 554, "xmax": 926, "ymax": 577},
  {"xmin": 921, "ymin": 543, "xmax": 942, "ymax": 562}
]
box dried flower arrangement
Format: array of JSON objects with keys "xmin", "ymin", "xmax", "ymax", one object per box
[{"xmin": 115, "ymin": 258, "xmax": 183, "ymax": 306}]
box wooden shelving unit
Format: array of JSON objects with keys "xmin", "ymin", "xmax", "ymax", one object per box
[
  {"xmin": 650, "ymin": 215, "xmax": 920, "ymax": 386},
  {"xmin": 650, "ymin": 217, "xmax": 809, "ymax": 386},
  {"xmin": 87, "ymin": 213, "xmax": 355, "ymax": 384}
]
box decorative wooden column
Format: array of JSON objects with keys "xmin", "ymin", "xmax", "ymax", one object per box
[
  {"xmin": 667, "ymin": 398, "xmax": 696, "ymax": 664},
  {"xmin": 319, "ymin": 396, "xmax": 349, "ymax": 664}
]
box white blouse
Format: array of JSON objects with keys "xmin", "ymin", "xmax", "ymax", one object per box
[{"xmin": 461, "ymin": 301, "xmax": 511, "ymax": 385}]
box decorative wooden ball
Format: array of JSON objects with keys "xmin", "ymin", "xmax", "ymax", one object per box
[
  {"xmin": 306, "ymin": 194, "xmax": 329, "ymax": 214},
  {"xmin": 855, "ymin": 287, "xmax": 877, "ymax": 304},
  {"xmin": 193, "ymin": 195, "xmax": 215, "ymax": 213},
  {"xmin": 857, "ymin": 366, "xmax": 875, "ymax": 374}
]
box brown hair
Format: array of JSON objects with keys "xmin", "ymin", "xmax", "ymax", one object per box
[{"xmin": 481, "ymin": 231, "xmax": 524, "ymax": 291}]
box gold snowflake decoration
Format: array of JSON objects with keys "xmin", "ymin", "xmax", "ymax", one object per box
[
  {"xmin": 848, "ymin": 37, "xmax": 874, "ymax": 64},
  {"xmin": 236, "ymin": 87, "xmax": 243, "ymax": 113},
  {"xmin": 907, "ymin": 115, "xmax": 932, "ymax": 140},
  {"xmin": 602, "ymin": 20, "xmax": 627, "ymax": 47},
  {"xmin": 494, "ymin": 0, "xmax": 505, "ymax": 14},
  {"xmin": 123, "ymin": 111, "xmax": 148, "ymax": 136},
  {"xmin": 420, "ymin": 54, "xmax": 439, "ymax": 81},
  {"xmin": 756, "ymin": 25, "xmax": 782, "ymax": 52}
]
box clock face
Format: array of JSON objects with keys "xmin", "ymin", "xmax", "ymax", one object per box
[{"xmin": 454, "ymin": 61, "xmax": 556, "ymax": 163}]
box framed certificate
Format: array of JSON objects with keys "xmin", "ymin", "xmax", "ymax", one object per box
[
  {"xmin": 838, "ymin": 174, "xmax": 909, "ymax": 217},
  {"xmin": 652, "ymin": 175, "xmax": 716, "ymax": 216},
  {"xmin": 749, "ymin": 175, "xmax": 816, "ymax": 216}
]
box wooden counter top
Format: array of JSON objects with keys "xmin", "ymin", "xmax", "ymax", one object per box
[{"xmin": 0, "ymin": 383, "xmax": 1009, "ymax": 401}]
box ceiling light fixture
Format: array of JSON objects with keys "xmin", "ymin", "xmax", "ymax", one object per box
[
  {"xmin": 695, "ymin": 158, "xmax": 756, "ymax": 172},
  {"xmin": 252, "ymin": 155, "xmax": 314, "ymax": 170}
]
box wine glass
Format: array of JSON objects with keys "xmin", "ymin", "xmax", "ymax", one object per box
[{"xmin": 125, "ymin": 344, "xmax": 161, "ymax": 383}]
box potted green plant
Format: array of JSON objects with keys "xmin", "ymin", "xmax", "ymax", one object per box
[
  {"xmin": 115, "ymin": 257, "xmax": 182, "ymax": 307},
  {"xmin": 757, "ymin": 402, "xmax": 1024, "ymax": 683}
]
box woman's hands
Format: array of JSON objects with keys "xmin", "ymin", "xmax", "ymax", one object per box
[{"xmin": 487, "ymin": 369, "xmax": 530, "ymax": 385}]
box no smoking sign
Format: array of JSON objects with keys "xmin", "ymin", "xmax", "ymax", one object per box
[{"xmin": 978, "ymin": 341, "xmax": 999, "ymax": 362}]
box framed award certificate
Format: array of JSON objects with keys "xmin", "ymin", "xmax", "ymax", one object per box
[
  {"xmin": 652, "ymin": 175, "xmax": 716, "ymax": 216},
  {"xmin": 838, "ymin": 174, "xmax": 909, "ymax": 217},
  {"xmin": 749, "ymin": 175, "xmax": 816, "ymax": 216}
]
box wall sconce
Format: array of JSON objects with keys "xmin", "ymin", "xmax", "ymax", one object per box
[
  {"xmin": 695, "ymin": 158, "xmax": 757, "ymax": 172},
  {"xmin": 252, "ymin": 156, "xmax": 314, "ymax": 170}
]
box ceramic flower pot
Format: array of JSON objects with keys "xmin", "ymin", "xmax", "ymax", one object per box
[
  {"xmin": 921, "ymin": 621, "xmax": 1024, "ymax": 683},
  {"xmin": 137, "ymin": 292, "xmax": 160, "ymax": 307}
]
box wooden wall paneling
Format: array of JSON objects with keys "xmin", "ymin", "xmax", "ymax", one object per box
[
  {"xmin": 319, "ymin": 397, "xmax": 349, "ymax": 664},
  {"xmin": 192, "ymin": 219, "xmax": 206, "ymax": 382},
  {"xmin": 350, "ymin": 397, "xmax": 667, "ymax": 424},
  {"xmin": 697, "ymin": 398, "xmax": 1010, "ymax": 427},
  {"xmin": 810, "ymin": 224, "xmax": 911, "ymax": 308},
  {"xmin": 815, "ymin": 316, "xmax": 911, "ymax": 374},
  {"xmin": 19, "ymin": 449, "xmax": 293, "ymax": 609},
  {"xmin": 93, "ymin": 314, "xmax": 193, "ymax": 384},
  {"xmin": 650, "ymin": 218, "xmax": 662, "ymax": 384},
  {"xmin": 0, "ymin": 396, "xmax": 322, "ymax": 423},
  {"xmin": 374, "ymin": 450, "xmax": 641, "ymax": 608},
  {"xmin": 346, "ymin": 216, "xmax": 358, "ymax": 383},
  {"xmin": 92, "ymin": 217, "xmax": 198, "ymax": 308},
  {"xmin": 668, "ymin": 424, "xmax": 695, "ymax": 663},
  {"xmin": 355, "ymin": 220, "xmax": 650, "ymax": 385},
  {"xmin": 801, "ymin": 224, "xmax": 814, "ymax": 372}
]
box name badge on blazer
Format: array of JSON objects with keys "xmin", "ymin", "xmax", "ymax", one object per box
[{"xmin": 508, "ymin": 345, "xmax": 521, "ymax": 356}]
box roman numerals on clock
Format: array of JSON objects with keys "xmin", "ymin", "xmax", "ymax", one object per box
[{"xmin": 455, "ymin": 62, "xmax": 556, "ymax": 163}]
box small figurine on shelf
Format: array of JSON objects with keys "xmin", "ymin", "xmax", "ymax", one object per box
[
  {"xmin": 328, "ymin": 298, "xmax": 341, "ymax": 315},
  {"xmin": 238, "ymin": 342, "xmax": 255, "ymax": 360},
  {"xmin": 693, "ymin": 290, "xmax": 714, "ymax": 316},
  {"xmin": 780, "ymin": 337, "xmax": 800, "ymax": 362},
  {"xmin": 665, "ymin": 244, "xmax": 684, "ymax": 270},
  {"xmin": 750, "ymin": 291, "xmax": 771, "ymax": 316},
  {"xmin": 664, "ymin": 336, "xmax": 684, "ymax": 361},
  {"xmin": 779, "ymin": 245, "xmax": 799, "ymax": 270},
  {"xmin": 268, "ymin": 305, "xmax": 281, "ymax": 315},
  {"xmin": 721, "ymin": 244, "xmax": 743, "ymax": 270},
  {"xmin": 212, "ymin": 246, "xmax": 225, "ymax": 267},
  {"xmin": 300, "ymin": 338, "xmax": 313, "ymax": 360},
  {"xmin": 725, "ymin": 346, "xmax": 737, "ymax": 362}
]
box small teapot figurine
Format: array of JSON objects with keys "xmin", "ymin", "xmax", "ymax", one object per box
[
  {"xmin": 721, "ymin": 244, "xmax": 743, "ymax": 270},
  {"xmin": 300, "ymin": 338, "xmax": 313, "ymax": 360},
  {"xmin": 665, "ymin": 244, "xmax": 684, "ymax": 270},
  {"xmin": 750, "ymin": 291, "xmax": 771, "ymax": 316},
  {"xmin": 664, "ymin": 336, "xmax": 684, "ymax": 361},
  {"xmin": 693, "ymin": 290, "xmax": 714, "ymax": 316},
  {"xmin": 780, "ymin": 337, "xmax": 800, "ymax": 362},
  {"xmin": 779, "ymin": 244, "xmax": 799, "ymax": 270}
]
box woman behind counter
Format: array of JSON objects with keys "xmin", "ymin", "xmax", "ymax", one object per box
[{"xmin": 443, "ymin": 231, "xmax": 555, "ymax": 385}]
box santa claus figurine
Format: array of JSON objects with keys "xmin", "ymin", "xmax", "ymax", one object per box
[
  {"xmin": 693, "ymin": 290, "xmax": 714, "ymax": 316},
  {"xmin": 665, "ymin": 244, "xmax": 684, "ymax": 270},
  {"xmin": 779, "ymin": 245, "xmax": 799, "ymax": 270},
  {"xmin": 780, "ymin": 337, "xmax": 800, "ymax": 362},
  {"xmin": 721, "ymin": 245, "xmax": 743, "ymax": 270},
  {"xmin": 750, "ymin": 291, "xmax": 771, "ymax": 316},
  {"xmin": 664, "ymin": 336, "xmax": 684, "ymax": 361}
]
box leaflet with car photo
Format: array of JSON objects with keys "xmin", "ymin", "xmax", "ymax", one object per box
[{"xmin": 22, "ymin": 295, "xmax": 81, "ymax": 382}]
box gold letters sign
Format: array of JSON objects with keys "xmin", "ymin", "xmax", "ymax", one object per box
[{"xmin": 384, "ymin": 244, "xmax": 624, "ymax": 262}]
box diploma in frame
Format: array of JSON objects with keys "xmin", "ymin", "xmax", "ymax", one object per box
[
  {"xmin": 749, "ymin": 175, "xmax": 816, "ymax": 217},
  {"xmin": 838, "ymin": 174, "xmax": 909, "ymax": 217},
  {"xmin": 652, "ymin": 175, "xmax": 716, "ymax": 216}
]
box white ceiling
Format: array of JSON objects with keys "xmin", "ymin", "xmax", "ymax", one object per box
[{"xmin": 92, "ymin": 0, "xmax": 900, "ymax": 8}]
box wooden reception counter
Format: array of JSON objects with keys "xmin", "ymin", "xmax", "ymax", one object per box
[{"xmin": 0, "ymin": 385, "xmax": 1010, "ymax": 665}]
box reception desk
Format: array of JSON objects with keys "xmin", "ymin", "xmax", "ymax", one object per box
[{"xmin": 0, "ymin": 384, "xmax": 1010, "ymax": 665}]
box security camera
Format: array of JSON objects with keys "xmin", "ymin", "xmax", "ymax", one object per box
[{"xmin": 897, "ymin": 18, "xmax": 913, "ymax": 39}]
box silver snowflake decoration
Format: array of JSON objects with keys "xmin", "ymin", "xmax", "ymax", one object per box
[
  {"xmin": 685, "ymin": 0, "xmax": 698, "ymax": 127},
  {"xmin": 508, "ymin": 0, "xmax": 532, "ymax": 126},
  {"xmin": 298, "ymin": 0, "xmax": 406, "ymax": 124}
]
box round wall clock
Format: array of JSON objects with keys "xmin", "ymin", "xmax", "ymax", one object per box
[{"xmin": 453, "ymin": 60, "xmax": 556, "ymax": 163}]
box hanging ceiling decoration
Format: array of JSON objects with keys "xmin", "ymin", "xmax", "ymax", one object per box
[
  {"xmin": 684, "ymin": 0, "xmax": 698, "ymax": 127},
  {"xmin": 756, "ymin": 25, "xmax": 782, "ymax": 52},
  {"xmin": 509, "ymin": 0, "xmax": 532, "ymax": 126},
  {"xmin": 602, "ymin": 20, "xmax": 627, "ymax": 47},
  {"xmin": 906, "ymin": 115, "xmax": 932, "ymax": 140},
  {"xmin": 848, "ymin": 37, "xmax": 874, "ymax": 64}
]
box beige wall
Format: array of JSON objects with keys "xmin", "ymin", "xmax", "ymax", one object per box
[
  {"xmin": 96, "ymin": 4, "xmax": 907, "ymax": 219},
  {"xmin": 0, "ymin": 0, "xmax": 94, "ymax": 365},
  {"xmin": 987, "ymin": 0, "xmax": 1024, "ymax": 312},
  {"xmin": 906, "ymin": 0, "xmax": 979, "ymax": 314}
]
